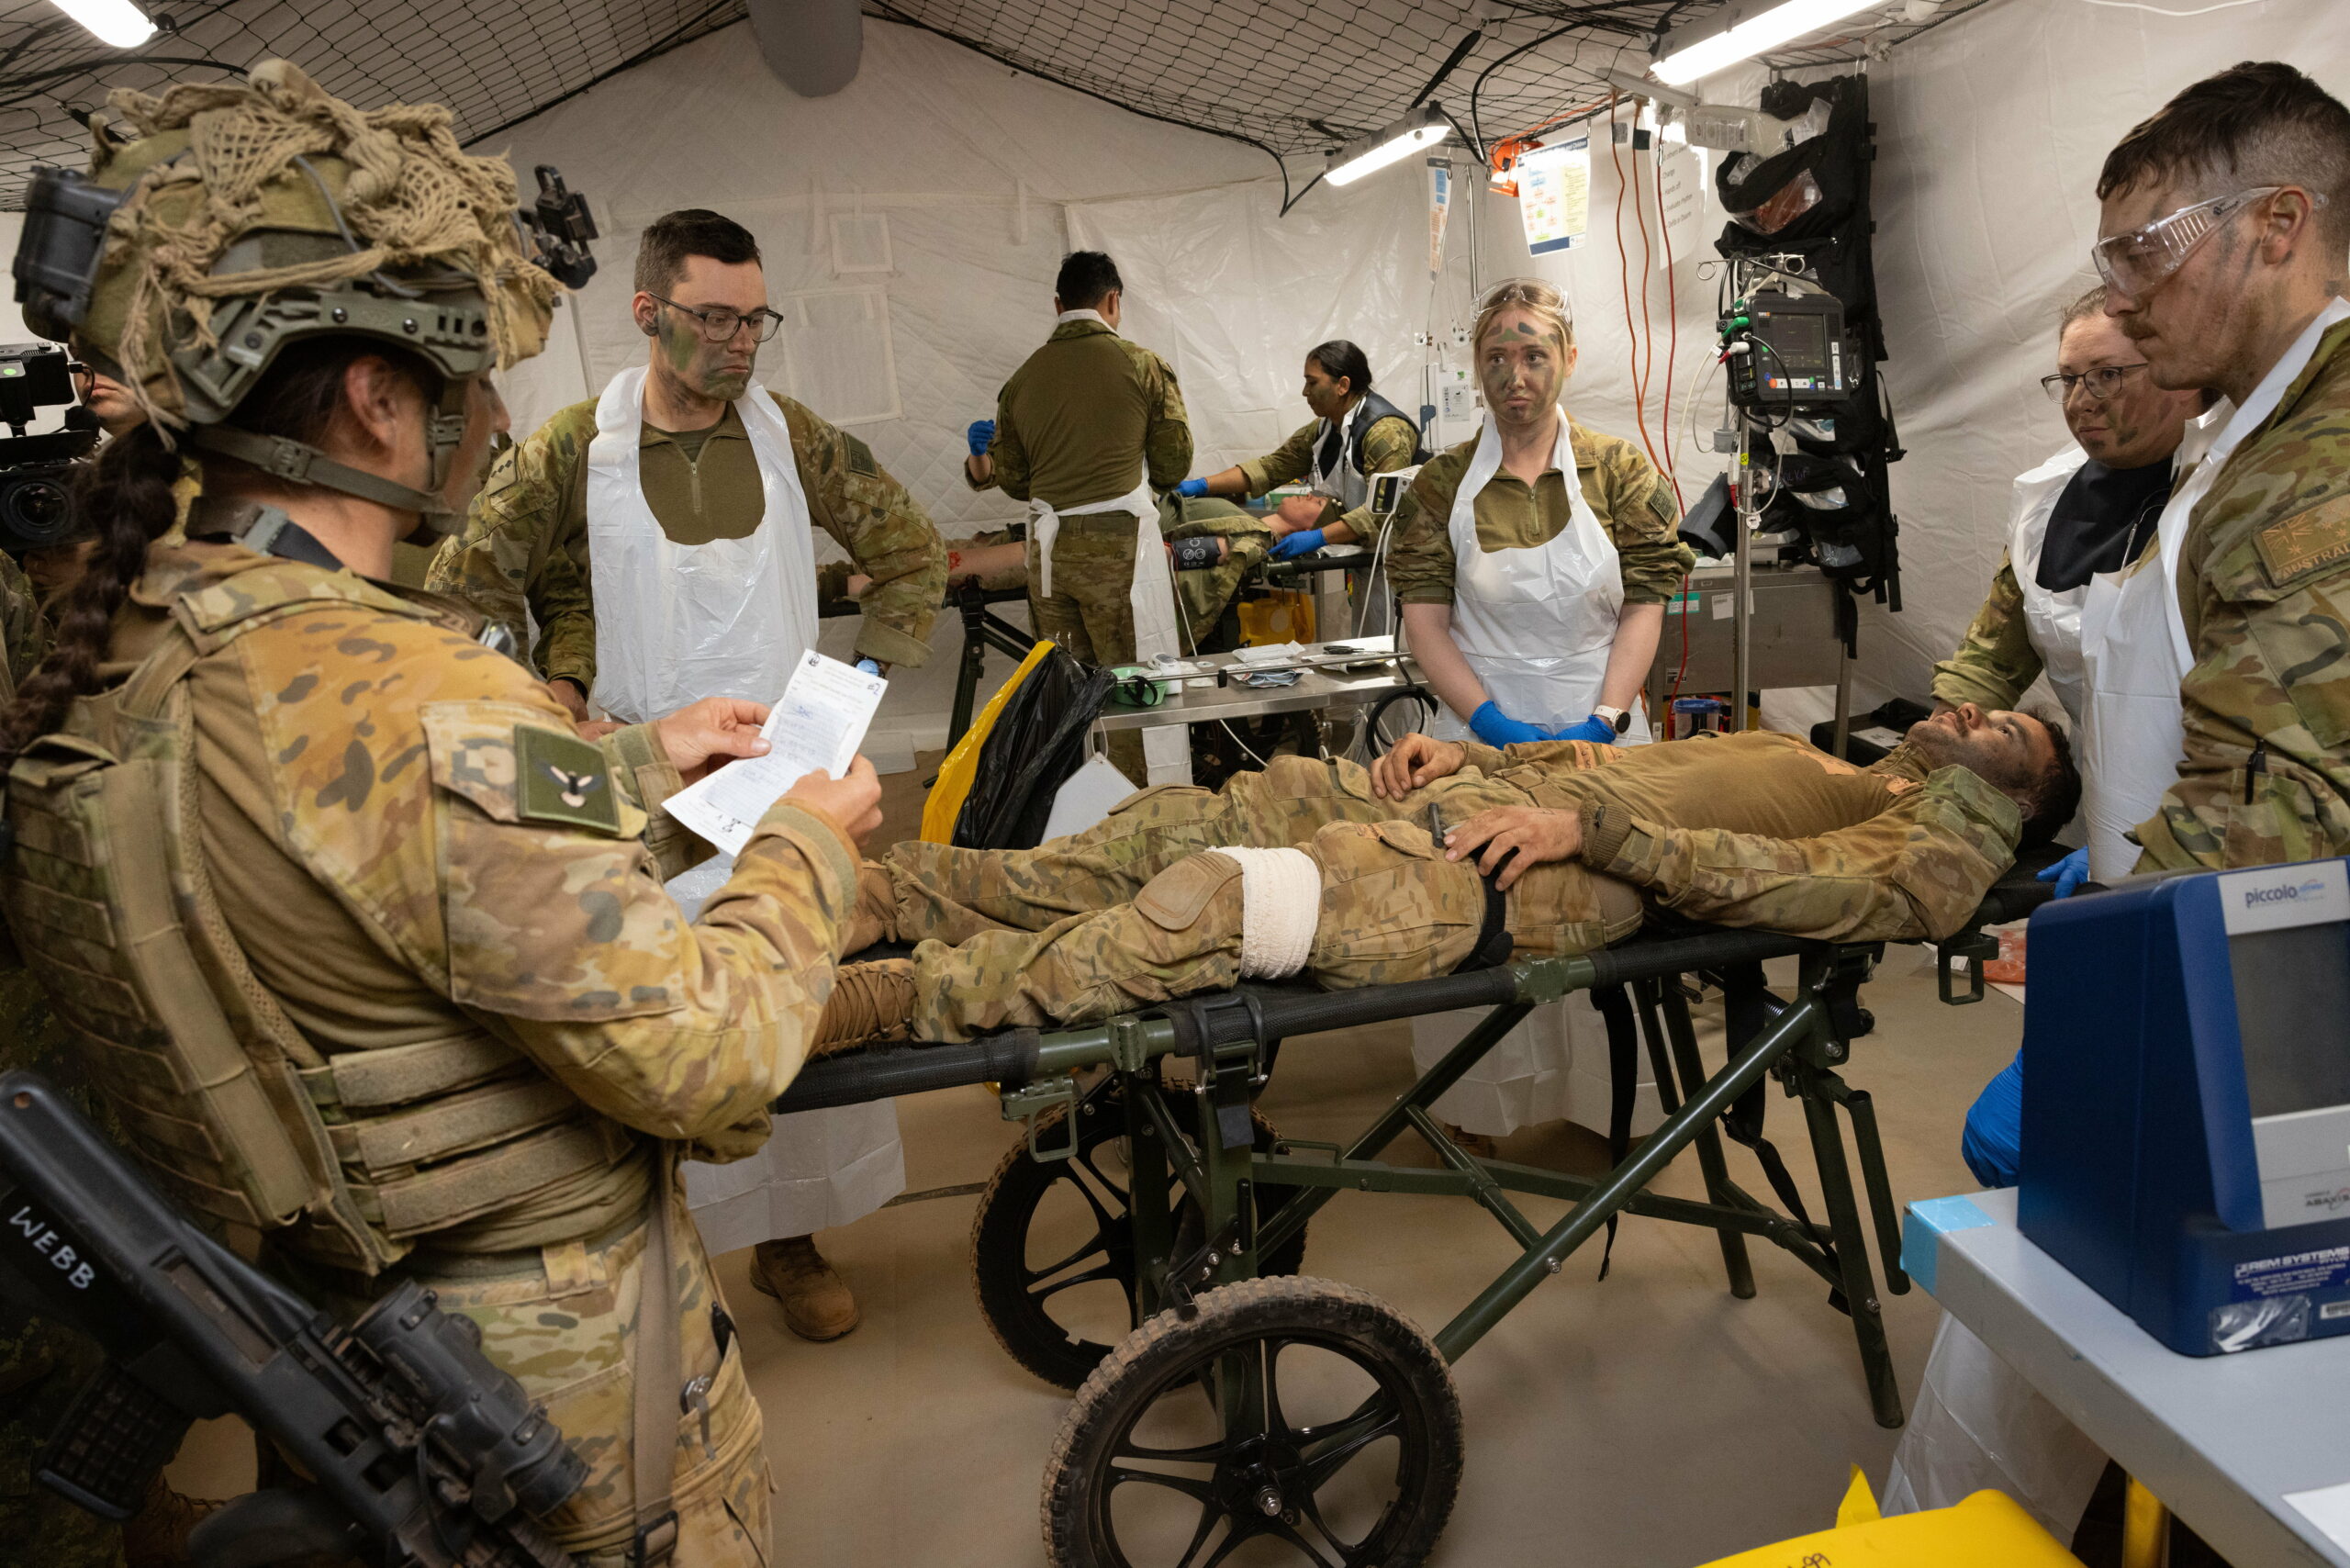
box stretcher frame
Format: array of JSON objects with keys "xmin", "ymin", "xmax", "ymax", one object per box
[{"xmin": 778, "ymin": 883, "xmax": 2044, "ymax": 1566}]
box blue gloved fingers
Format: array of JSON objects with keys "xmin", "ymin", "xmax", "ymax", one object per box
[
  {"xmin": 1270, "ymin": 529, "xmax": 1324, "ymax": 560},
  {"xmin": 2036, "ymin": 846, "xmax": 2091, "ymax": 898},
  {"xmin": 965, "ymin": 419, "xmax": 996, "ymax": 457},
  {"xmin": 1550, "ymin": 714, "xmax": 1617, "ymax": 745},
  {"xmin": 1469, "ymin": 700, "xmax": 1548, "ymax": 747},
  {"xmin": 1176, "ymin": 477, "xmax": 1209, "ymax": 498}
]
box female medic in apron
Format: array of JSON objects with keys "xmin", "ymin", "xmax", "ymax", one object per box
[{"xmin": 1384, "ymin": 276, "xmax": 1692, "ymax": 1142}]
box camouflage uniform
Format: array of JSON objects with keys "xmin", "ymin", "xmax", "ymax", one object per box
[
  {"xmin": 0, "ymin": 550, "xmax": 125, "ymax": 1567},
  {"xmin": 2136, "ymin": 317, "xmax": 2350, "ymax": 871},
  {"xmin": 1931, "ymin": 553, "xmax": 2042, "ymax": 712},
  {"xmin": 427, "ymin": 390, "xmax": 948, "ymax": 688},
  {"xmin": 1237, "ymin": 410, "xmax": 1422, "ymax": 542},
  {"xmin": 17, "ymin": 537, "xmax": 867, "ymax": 1565},
  {"xmin": 874, "ymin": 733, "xmax": 2020, "ymax": 1039},
  {"xmin": 1386, "ymin": 422, "xmax": 1692, "ymax": 608},
  {"xmin": 972, "ymin": 318, "xmax": 1192, "ymax": 779}
]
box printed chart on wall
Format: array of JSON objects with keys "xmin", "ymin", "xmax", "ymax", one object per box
[
  {"xmin": 1519, "ymin": 138, "xmax": 1590, "ymax": 255},
  {"xmin": 1654, "ymin": 140, "xmax": 1707, "ymax": 270},
  {"xmin": 1428, "ymin": 159, "xmax": 1451, "ymax": 277}
]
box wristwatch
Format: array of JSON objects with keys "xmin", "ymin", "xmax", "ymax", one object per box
[{"xmin": 1593, "ymin": 704, "xmax": 1634, "ymax": 735}]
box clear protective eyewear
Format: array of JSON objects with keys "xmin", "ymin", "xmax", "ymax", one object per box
[
  {"xmin": 650, "ymin": 293, "xmax": 785, "ymax": 344},
  {"xmin": 2040, "ymin": 363, "xmax": 2150, "ymax": 402},
  {"xmin": 2090, "ymin": 185, "xmax": 2323, "ymax": 298}
]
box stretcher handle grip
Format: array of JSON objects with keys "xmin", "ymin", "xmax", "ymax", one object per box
[
  {"xmin": 1964, "ymin": 879, "xmax": 2057, "ymax": 928},
  {"xmin": 774, "ymin": 1030, "xmax": 1042, "ymax": 1113}
]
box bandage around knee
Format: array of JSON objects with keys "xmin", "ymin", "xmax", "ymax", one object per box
[{"xmin": 1214, "ymin": 846, "xmax": 1321, "ymax": 980}]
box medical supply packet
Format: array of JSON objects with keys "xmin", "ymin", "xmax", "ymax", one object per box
[{"xmin": 665, "ymin": 650, "xmax": 887, "ymax": 856}]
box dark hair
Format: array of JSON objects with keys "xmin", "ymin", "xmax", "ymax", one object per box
[
  {"xmin": 2017, "ymin": 721, "xmax": 2083, "ymax": 850},
  {"xmin": 0, "ymin": 338, "xmax": 440, "ymax": 762},
  {"xmin": 635, "ymin": 209, "xmax": 763, "ymax": 297},
  {"xmin": 1054, "ymin": 251, "xmax": 1123, "ymax": 310},
  {"xmin": 1306, "ymin": 340, "xmax": 1373, "ymax": 395},
  {"xmin": 2098, "ymin": 62, "xmax": 2350, "ymax": 250}
]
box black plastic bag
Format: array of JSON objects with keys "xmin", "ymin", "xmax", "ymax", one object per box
[{"xmin": 951, "ymin": 646, "xmax": 1117, "ymax": 849}]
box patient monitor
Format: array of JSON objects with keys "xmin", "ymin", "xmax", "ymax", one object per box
[{"xmin": 2020, "ymin": 857, "xmax": 2350, "ymax": 1355}]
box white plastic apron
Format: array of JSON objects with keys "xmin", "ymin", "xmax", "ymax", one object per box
[
  {"xmin": 2006, "ymin": 445, "xmax": 2093, "ymax": 724},
  {"xmin": 584, "ymin": 365, "xmax": 819, "ymax": 725},
  {"xmin": 1309, "ymin": 397, "xmax": 1373, "ymax": 511},
  {"xmin": 2077, "ymin": 299, "xmax": 2348, "ymax": 880},
  {"xmin": 1426, "ymin": 409, "xmax": 1647, "ymax": 745},
  {"xmin": 1033, "ymin": 477, "xmax": 1191, "ymax": 785},
  {"xmin": 1412, "ymin": 409, "xmax": 1651, "ymax": 1135}
]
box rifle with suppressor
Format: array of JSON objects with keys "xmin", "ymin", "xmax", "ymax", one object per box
[{"xmin": 0, "ymin": 1070, "xmax": 588, "ymax": 1568}]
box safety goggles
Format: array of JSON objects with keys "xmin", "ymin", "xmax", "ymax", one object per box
[
  {"xmin": 2090, "ymin": 186, "xmax": 2323, "ymax": 298},
  {"xmin": 649, "ymin": 293, "xmax": 785, "ymax": 343},
  {"xmin": 2039, "ymin": 363, "xmax": 2150, "ymax": 402}
]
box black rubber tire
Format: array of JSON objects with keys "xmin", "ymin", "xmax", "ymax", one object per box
[
  {"xmin": 1042, "ymin": 1276, "xmax": 1463, "ymax": 1568},
  {"xmin": 972, "ymin": 1081, "xmax": 1309, "ymax": 1391}
]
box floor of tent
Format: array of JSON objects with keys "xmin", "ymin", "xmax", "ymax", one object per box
[{"xmin": 165, "ymin": 756, "xmax": 2024, "ymax": 1566}]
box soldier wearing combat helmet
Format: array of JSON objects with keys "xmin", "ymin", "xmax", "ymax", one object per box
[{"xmin": 0, "ymin": 61, "xmax": 882, "ymax": 1565}]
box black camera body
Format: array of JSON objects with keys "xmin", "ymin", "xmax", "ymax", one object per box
[{"xmin": 0, "ymin": 342, "xmax": 97, "ymax": 555}]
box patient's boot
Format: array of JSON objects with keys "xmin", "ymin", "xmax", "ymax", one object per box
[
  {"xmin": 812, "ymin": 958, "xmax": 918, "ymax": 1053},
  {"xmin": 840, "ymin": 861, "xmax": 898, "ymax": 955}
]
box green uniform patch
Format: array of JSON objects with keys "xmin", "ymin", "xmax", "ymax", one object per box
[
  {"xmin": 2255, "ymin": 493, "xmax": 2350, "ymax": 588},
  {"xmin": 841, "ymin": 431, "xmax": 878, "ymax": 476},
  {"xmin": 514, "ymin": 723, "xmax": 620, "ymax": 834}
]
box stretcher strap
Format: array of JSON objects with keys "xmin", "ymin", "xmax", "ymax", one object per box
[
  {"xmin": 1716, "ymin": 966, "xmax": 1844, "ymax": 1306},
  {"xmin": 1593, "ymin": 984, "xmax": 1638, "ymax": 1282}
]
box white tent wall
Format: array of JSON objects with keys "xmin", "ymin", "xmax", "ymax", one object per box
[{"xmin": 485, "ymin": 16, "xmax": 1283, "ymax": 754}]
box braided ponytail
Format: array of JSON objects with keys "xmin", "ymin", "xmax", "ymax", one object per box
[{"xmin": 0, "ymin": 425, "xmax": 181, "ymax": 762}]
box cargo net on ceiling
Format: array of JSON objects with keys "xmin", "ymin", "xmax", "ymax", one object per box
[
  {"xmin": 866, "ymin": 0, "xmax": 1987, "ymax": 192},
  {"xmin": 0, "ymin": 0, "xmax": 747, "ymax": 207}
]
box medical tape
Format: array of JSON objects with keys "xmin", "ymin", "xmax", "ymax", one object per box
[{"xmin": 1214, "ymin": 846, "xmax": 1320, "ymax": 980}]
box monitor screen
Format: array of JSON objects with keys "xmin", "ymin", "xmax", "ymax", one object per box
[
  {"xmin": 2230, "ymin": 921, "xmax": 2350, "ymax": 1118},
  {"xmin": 1762, "ymin": 311, "xmax": 1829, "ymax": 373}
]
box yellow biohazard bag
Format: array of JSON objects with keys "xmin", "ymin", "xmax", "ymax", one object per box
[
  {"xmin": 921, "ymin": 639, "xmax": 1057, "ymax": 843},
  {"xmin": 1696, "ymin": 1470, "xmax": 2083, "ymax": 1566}
]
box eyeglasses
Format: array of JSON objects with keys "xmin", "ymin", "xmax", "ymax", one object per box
[
  {"xmin": 2040, "ymin": 364, "xmax": 2151, "ymax": 402},
  {"xmin": 649, "ymin": 293, "xmax": 785, "ymax": 344},
  {"xmin": 2090, "ymin": 185, "xmax": 2326, "ymax": 299}
]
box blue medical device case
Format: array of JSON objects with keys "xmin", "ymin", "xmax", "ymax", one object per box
[{"xmin": 2018, "ymin": 857, "xmax": 2350, "ymax": 1355}]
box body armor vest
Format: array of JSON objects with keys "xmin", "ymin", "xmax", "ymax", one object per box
[{"xmin": 1, "ymin": 565, "xmax": 634, "ymax": 1274}]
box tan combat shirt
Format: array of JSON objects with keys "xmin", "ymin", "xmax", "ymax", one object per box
[
  {"xmin": 974, "ymin": 319, "xmax": 1193, "ymax": 513},
  {"xmin": 1386, "ymin": 421, "xmax": 1693, "ymax": 607}
]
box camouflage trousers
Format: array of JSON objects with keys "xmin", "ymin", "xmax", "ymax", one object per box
[
  {"xmin": 877, "ymin": 757, "xmax": 1642, "ymax": 1041},
  {"xmin": 302, "ymin": 1178, "xmax": 769, "ymax": 1568},
  {"xmin": 1030, "ymin": 512, "xmax": 1149, "ymax": 784}
]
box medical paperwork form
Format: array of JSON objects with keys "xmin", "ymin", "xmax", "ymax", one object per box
[{"xmin": 665, "ymin": 650, "xmax": 886, "ymax": 856}]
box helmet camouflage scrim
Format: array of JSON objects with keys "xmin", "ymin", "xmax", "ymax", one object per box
[{"xmin": 13, "ymin": 60, "xmax": 564, "ymax": 521}]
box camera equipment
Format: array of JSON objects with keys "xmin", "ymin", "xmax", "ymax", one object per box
[
  {"xmin": 1723, "ymin": 287, "xmax": 1853, "ymax": 409},
  {"xmin": 12, "ymin": 165, "xmax": 127, "ymax": 342},
  {"xmin": 0, "ymin": 342, "xmax": 98, "ymax": 555},
  {"xmin": 519, "ymin": 166, "xmax": 599, "ymax": 289}
]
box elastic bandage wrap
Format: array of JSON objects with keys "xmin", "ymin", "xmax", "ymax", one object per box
[{"xmin": 1214, "ymin": 847, "xmax": 1320, "ymax": 980}]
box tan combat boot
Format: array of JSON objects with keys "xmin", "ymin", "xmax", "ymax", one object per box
[
  {"xmin": 840, "ymin": 862, "xmax": 896, "ymax": 957},
  {"xmin": 125, "ymin": 1475, "xmax": 222, "ymax": 1567},
  {"xmin": 752, "ymin": 1236, "xmax": 862, "ymax": 1340},
  {"xmin": 811, "ymin": 958, "xmax": 918, "ymax": 1054}
]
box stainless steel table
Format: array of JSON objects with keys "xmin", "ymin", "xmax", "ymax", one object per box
[
  {"xmin": 1089, "ymin": 637, "xmax": 1421, "ymax": 783},
  {"xmin": 1903, "ymin": 1185, "xmax": 2350, "ymax": 1567}
]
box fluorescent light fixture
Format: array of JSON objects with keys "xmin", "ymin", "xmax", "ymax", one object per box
[
  {"xmin": 1651, "ymin": 0, "xmax": 1881, "ymax": 84},
  {"xmin": 1326, "ymin": 106, "xmax": 1451, "ymax": 187},
  {"xmin": 45, "ymin": 0, "xmax": 155, "ymax": 48}
]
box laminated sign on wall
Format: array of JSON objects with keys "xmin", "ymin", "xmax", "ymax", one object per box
[
  {"xmin": 774, "ymin": 285, "xmax": 902, "ymax": 426},
  {"xmin": 1428, "ymin": 158, "xmax": 1451, "ymax": 277},
  {"xmin": 1519, "ymin": 138, "xmax": 1590, "ymax": 255}
]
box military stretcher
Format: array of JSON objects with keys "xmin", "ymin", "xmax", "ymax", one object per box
[{"xmin": 773, "ymin": 876, "xmax": 2053, "ymax": 1568}]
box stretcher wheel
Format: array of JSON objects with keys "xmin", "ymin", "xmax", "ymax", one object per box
[
  {"xmin": 1042, "ymin": 1275, "xmax": 1462, "ymax": 1568},
  {"xmin": 972, "ymin": 1081, "xmax": 1308, "ymax": 1391}
]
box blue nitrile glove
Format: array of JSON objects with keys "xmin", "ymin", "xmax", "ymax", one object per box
[
  {"xmin": 1550, "ymin": 713, "xmax": 1619, "ymax": 745},
  {"xmin": 855, "ymin": 656, "xmax": 883, "ymax": 677},
  {"xmin": 2036, "ymin": 846, "xmax": 2091, "ymax": 898},
  {"xmin": 1960, "ymin": 1052, "xmax": 2024, "ymax": 1188},
  {"xmin": 1269, "ymin": 528, "xmax": 1325, "ymax": 560},
  {"xmin": 1176, "ymin": 476, "xmax": 1210, "ymax": 498},
  {"xmin": 965, "ymin": 420, "xmax": 995, "ymax": 456},
  {"xmin": 1469, "ymin": 701, "xmax": 1548, "ymax": 747}
]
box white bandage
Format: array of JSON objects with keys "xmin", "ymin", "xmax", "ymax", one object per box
[{"xmin": 1215, "ymin": 846, "xmax": 1320, "ymax": 980}]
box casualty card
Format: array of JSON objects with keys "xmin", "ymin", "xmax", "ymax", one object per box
[{"xmin": 665, "ymin": 650, "xmax": 888, "ymax": 857}]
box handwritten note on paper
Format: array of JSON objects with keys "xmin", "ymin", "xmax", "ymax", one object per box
[{"xmin": 665, "ymin": 650, "xmax": 887, "ymax": 856}]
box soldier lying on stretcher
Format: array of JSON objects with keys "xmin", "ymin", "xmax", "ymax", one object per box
[{"xmin": 807, "ymin": 704, "xmax": 2081, "ymax": 1047}]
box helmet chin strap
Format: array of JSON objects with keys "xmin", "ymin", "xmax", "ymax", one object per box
[{"xmin": 188, "ymin": 376, "xmax": 476, "ymax": 531}]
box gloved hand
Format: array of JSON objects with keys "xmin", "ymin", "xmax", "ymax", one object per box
[
  {"xmin": 1550, "ymin": 713, "xmax": 1619, "ymax": 745},
  {"xmin": 854, "ymin": 656, "xmax": 884, "ymax": 677},
  {"xmin": 2036, "ymin": 846, "xmax": 2091, "ymax": 898},
  {"xmin": 965, "ymin": 420, "xmax": 995, "ymax": 457},
  {"xmin": 1269, "ymin": 528, "xmax": 1325, "ymax": 560},
  {"xmin": 1176, "ymin": 477, "xmax": 1209, "ymax": 498},
  {"xmin": 1469, "ymin": 701, "xmax": 1549, "ymax": 747}
]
